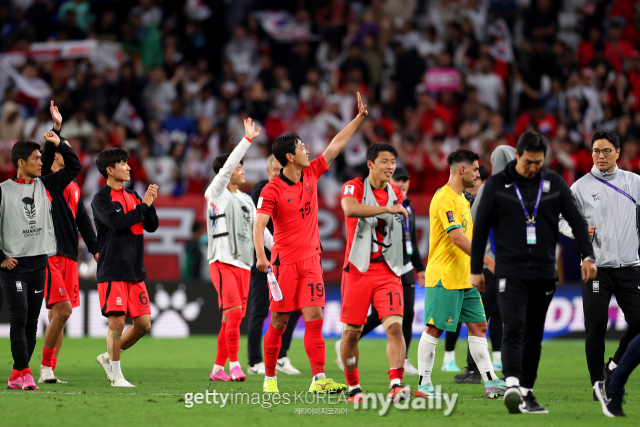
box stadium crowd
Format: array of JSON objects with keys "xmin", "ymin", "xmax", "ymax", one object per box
[{"xmin": 0, "ymin": 0, "xmax": 639, "ymax": 200}]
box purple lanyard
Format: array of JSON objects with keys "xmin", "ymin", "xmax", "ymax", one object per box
[
  {"xmin": 512, "ymin": 180, "xmax": 544, "ymax": 223},
  {"xmin": 589, "ymin": 172, "xmax": 637, "ymax": 204}
]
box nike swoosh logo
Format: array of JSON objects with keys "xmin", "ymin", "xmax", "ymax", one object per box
[
  {"xmin": 116, "ymin": 209, "xmax": 122, "ymax": 212},
  {"xmin": 266, "ymin": 350, "xmax": 276, "ymax": 355},
  {"xmin": 311, "ymin": 298, "xmax": 322, "ymax": 302},
  {"xmin": 288, "ymin": 198, "xmax": 296, "ymax": 202},
  {"xmin": 390, "ymin": 307, "xmax": 399, "ymax": 310},
  {"xmin": 140, "ymin": 306, "xmax": 147, "ymax": 310},
  {"xmin": 546, "ymin": 290, "xmax": 554, "ymax": 296},
  {"xmin": 505, "ymin": 183, "xmax": 514, "ymax": 188},
  {"xmin": 277, "ymin": 362, "xmax": 285, "ymax": 367},
  {"xmin": 35, "ymin": 290, "xmax": 43, "ymax": 294}
]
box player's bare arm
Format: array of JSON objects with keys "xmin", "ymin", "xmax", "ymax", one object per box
[
  {"xmin": 253, "ymin": 213, "xmax": 272, "ymax": 273},
  {"xmin": 448, "ymin": 228, "xmax": 494, "ymax": 272},
  {"xmin": 322, "ymin": 92, "xmax": 368, "ymax": 167},
  {"xmin": 51, "ymin": 100, "xmax": 62, "ymax": 131},
  {"xmin": 341, "ymin": 196, "xmax": 408, "ymax": 219}
]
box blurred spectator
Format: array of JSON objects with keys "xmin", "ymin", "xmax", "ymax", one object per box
[
  {"xmin": 163, "ymin": 99, "xmax": 198, "ymax": 136},
  {"xmin": 182, "ymin": 222, "xmax": 205, "ymax": 280},
  {"xmin": 57, "ymin": 0, "xmax": 93, "ymax": 34},
  {"xmin": 0, "ymin": 100, "xmax": 24, "ymax": 142},
  {"xmin": 467, "ymin": 54, "xmax": 504, "ymax": 112},
  {"xmin": 143, "ymin": 66, "xmax": 178, "ymax": 121}
]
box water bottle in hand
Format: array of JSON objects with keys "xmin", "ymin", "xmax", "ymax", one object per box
[{"xmin": 267, "ymin": 268, "xmax": 283, "ymax": 301}]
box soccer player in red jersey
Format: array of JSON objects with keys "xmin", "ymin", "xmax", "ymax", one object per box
[
  {"xmin": 39, "ymin": 102, "xmax": 99, "ymax": 384},
  {"xmin": 339, "ymin": 143, "xmax": 410, "ymax": 403},
  {"xmin": 92, "ymin": 149, "xmax": 159, "ymax": 387},
  {"xmin": 254, "ymin": 93, "xmax": 368, "ymax": 393}
]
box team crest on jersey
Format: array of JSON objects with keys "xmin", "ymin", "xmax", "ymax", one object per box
[
  {"xmin": 59, "ymin": 287, "xmax": 66, "ymax": 297},
  {"xmin": 304, "ymin": 181, "xmax": 313, "ymax": 195},
  {"xmin": 445, "ymin": 317, "xmax": 454, "ymax": 326},
  {"xmin": 116, "ymin": 297, "xmax": 123, "ymax": 306},
  {"xmin": 446, "ymin": 211, "xmax": 455, "ymax": 223},
  {"xmin": 593, "ymin": 281, "xmax": 599, "ymax": 293},
  {"xmin": 279, "ymin": 296, "xmax": 286, "ymax": 308},
  {"xmin": 542, "ymin": 180, "xmax": 550, "ymax": 193},
  {"xmin": 344, "ymin": 185, "xmax": 355, "ymax": 195},
  {"xmin": 74, "ymin": 190, "xmax": 79, "ymax": 202},
  {"xmin": 624, "ymin": 184, "xmax": 630, "ymax": 193},
  {"xmin": 228, "ymin": 293, "xmax": 235, "ymax": 302},
  {"xmin": 22, "ymin": 197, "xmax": 36, "ymax": 225},
  {"xmin": 16, "ymin": 281, "xmax": 22, "ymax": 292}
]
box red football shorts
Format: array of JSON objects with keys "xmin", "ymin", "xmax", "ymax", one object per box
[
  {"xmin": 98, "ymin": 281, "xmax": 151, "ymax": 318},
  {"xmin": 269, "ymin": 255, "xmax": 324, "ymax": 312},
  {"xmin": 341, "ymin": 270, "xmax": 403, "ymax": 325},
  {"xmin": 45, "ymin": 255, "xmax": 79, "ymax": 309},
  {"xmin": 209, "ymin": 261, "xmax": 250, "ymax": 315}
]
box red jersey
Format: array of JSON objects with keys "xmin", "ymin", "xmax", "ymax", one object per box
[
  {"xmin": 342, "ymin": 178, "xmax": 404, "ymax": 275},
  {"xmin": 257, "ymin": 156, "xmax": 328, "ymax": 265}
]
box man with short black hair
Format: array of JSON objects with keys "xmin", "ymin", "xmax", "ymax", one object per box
[
  {"xmin": 206, "ymin": 119, "xmax": 274, "ymax": 382},
  {"xmin": 254, "ymin": 93, "xmax": 368, "ymax": 394},
  {"xmin": 246, "ymin": 154, "xmax": 301, "ymax": 376},
  {"xmin": 39, "ymin": 102, "xmax": 99, "ymax": 384},
  {"xmin": 471, "ymin": 131, "xmax": 597, "ymax": 414},
  {"xmin": 1, "ymin": 129, "xmax": 81, "ymax": 391},
  {"xmin": 346, "ymin": 165, "xmax": 425, "ymax": 377},
  {"xmin": 559, "ymin": 129, "xmax": 640, "ymax": 398},
  {"xmin": 339, "ymin": 142, "xmax": 409, "ymax": 403},
  {"xmin": 92, "ymin": 148, "xmax": 159, "ymax": 387},
  {"xmin": 417, "ymin": 148, "xmax": 504, "ymax": 401}
]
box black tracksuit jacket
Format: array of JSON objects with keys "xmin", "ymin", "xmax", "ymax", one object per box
[{"xmin": 471, "ymin": 160, "xmax": 594, "ymax": 280}]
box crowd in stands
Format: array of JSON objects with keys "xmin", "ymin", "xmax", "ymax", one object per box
[{"xmin": 1, "ymin": 0, "xmax": 640, "ymax": 205}]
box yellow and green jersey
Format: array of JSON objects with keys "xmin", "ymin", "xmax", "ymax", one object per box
[{"xmin": 425, "ymin": 185, "xmax": 473, "ymax": 290}]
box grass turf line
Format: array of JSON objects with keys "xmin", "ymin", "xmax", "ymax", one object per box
[{"xmin": 0, "ymin": 337, "xmax": 638, "ymax": 426}]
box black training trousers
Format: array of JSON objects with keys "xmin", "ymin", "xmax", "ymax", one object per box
[
  {"xmin": 247, "ymin": 265, "xmax": 300, "ymax": 366},
  {"xmin": 0, "ymin": 267, "xmax": 46, "ymax": 370},
  {"xmin": 360, "ymin": 272, "xmax": 416, "ymax": 351},
  {"xmin": 497, "ymin": 276, "xmax": 556, "ymax": 389},
  {"xmin": 582, "ymin": 266, "xmax": 640, "ymax": 385}
]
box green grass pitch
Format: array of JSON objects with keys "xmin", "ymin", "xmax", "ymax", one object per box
[{"xmin": 1, "ymin": 337, "xmax": 638, "ymax": 426}]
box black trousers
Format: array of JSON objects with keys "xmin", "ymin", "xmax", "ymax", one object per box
[
  {"xmin": 0, "ymin": 267, "xmax": 46, "ymax": 370},
  {"xmin": 360, "ymin": 272, "xmax": 416, "ymax": 351},
  {"xmin": 582, "ymin": 266, "xmax": 640, "ymax": 384},
  {"xmin": 247, "ymin": 266, "xmax": 300, "ymax": 366},
  {"xmin": 444, "ymin": 270, "xmax": 503, "ymax": 361},
  {"xmin": 497, "ymin": 276, "xmax": 555, "ymax": 388}
]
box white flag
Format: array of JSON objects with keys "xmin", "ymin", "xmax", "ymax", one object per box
[{"xmin": 112, "ymin": 99, "xmax": 144, "ymax": 134}]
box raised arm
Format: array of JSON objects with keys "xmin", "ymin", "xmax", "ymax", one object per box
[
  {"xmin": 41, "ymin": 101, "xmax": 63, "ymax": 176},
  {"xmin": 322, "ymin": 92, "xmax": 368, "ymax": 168},
  {"xmin": 39, "ymin": 132, "xmax": 82, "ymax": 196},
  {"xmin": 205, "ymin": 118, "xmax": 260, "ymax": 200}
]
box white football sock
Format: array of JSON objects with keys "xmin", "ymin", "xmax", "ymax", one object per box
[
  {"xmin": 520, "ymin": 387, "xmax": 532, "ymax": 395},
  {"xmin": 443, "ymin": 350, "xmax": 456, "ymax": 364},
  {"xmin": 505, "ymin": 376, "xmax": 520, "ymax": 388},
  {"xmin": 348, "ymin": 384, "xmax": 361, "ymax": 392},
  {"xmin": 418, "ymin": 332, "xmax": 438, "ymax": 385},
  {"xmin": 313, "ymin": 373, "xmax": 326, "ymax": 381},
  {"xmin": 212, "ymin": 364, "xmax": 225, "ymax": 374},
  {"xmin": 468, "ymin": 336, "xmax": 496, "ymax": 382},
  {"xmin": 265, "ymin": 375, "xmax": 276, "ymax": 381},
  {"xmin": 110, "ymin": 360, "xmax": 122, "ymax": 379},
  {"xmin": 492, "ymin": 351, "xmax": 501, "ymax": 364},
  {"xmin": 230, "ymin": 361, "xmax": 240, "ymax": 369},
  {"xmin": 390, "ymin": 378, "xmax": 402, "ymax": 387}
]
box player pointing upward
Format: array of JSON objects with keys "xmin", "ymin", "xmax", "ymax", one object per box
[{"xmin": 254, "ymin": 92, "xmax": 368, "ymax": 394}]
